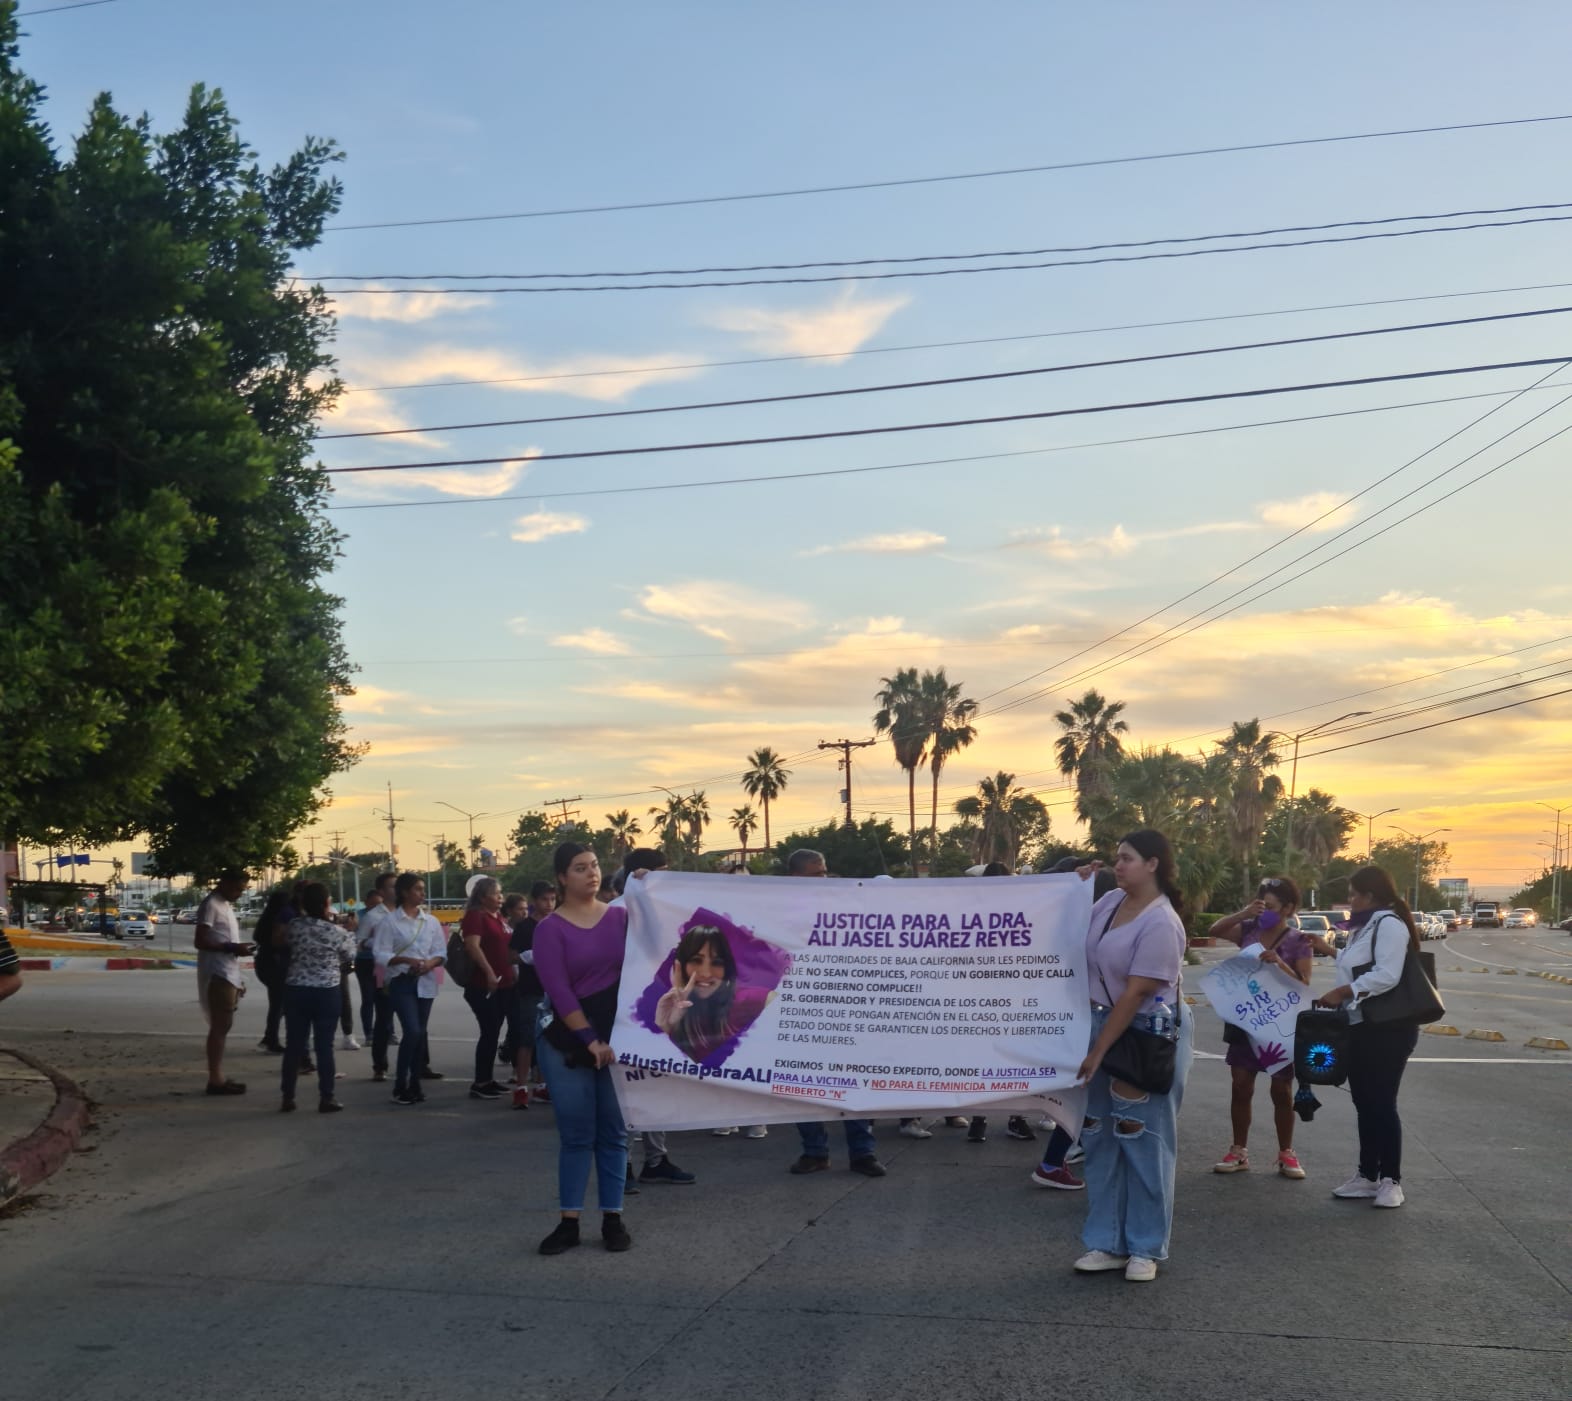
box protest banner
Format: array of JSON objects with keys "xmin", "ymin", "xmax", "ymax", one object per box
[
  {"xmin": 1196, "ymin": 950, "xmax": 1309, "ymax": 1074},
  {"xmin": 608, "ymin": 870, "xmax": 1091, "ymax": 1132}
]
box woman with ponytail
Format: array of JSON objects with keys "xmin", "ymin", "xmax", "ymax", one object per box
[
  {"xmin": 1314, "ymin": 865, "xmax": 1422, "ymax": 1209},
  {"xmin": 1071, "ymin": 830, "xmax": 1193, "ymax": 1283}
]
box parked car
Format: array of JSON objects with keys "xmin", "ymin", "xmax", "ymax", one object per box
[
  {"xmin": 1433, "ymin": 909, "xmax": 1461, "ymax": 931},
  {"xmin": 117, "ymin": 909, "xmax": 155, "ymax": 940},
  {"xmin": 1557, "ymin": 915, "xmax": 1572, "ymax": 933},
  {"xmin": 174, "ymin": 907, "xmax": 197, "ymax": 924},
  {"xmin": 83, "ymin": 912, "xmax": 118, "ymax": 937}
]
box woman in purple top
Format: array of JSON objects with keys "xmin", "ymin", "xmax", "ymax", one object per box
[
  {"xmin": 1207, "ymin": 876, "xmax": 1315, "ymax": 1179},
  {"xmin": 533, "ymin": 842, "xmax": 633, "ymax": 1257}
]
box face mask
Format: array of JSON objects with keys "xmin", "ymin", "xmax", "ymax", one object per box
[{"xmin": 1254, "ymin": 909, "xmax": 1281, "ymax": 932}]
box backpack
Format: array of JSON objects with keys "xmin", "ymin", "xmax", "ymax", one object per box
[{"xmin": 445, "ymin": 926, "xmax": 476, "ymax": 988}]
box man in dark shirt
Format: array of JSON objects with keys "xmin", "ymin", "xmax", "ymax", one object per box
[{"xmin": 0, "ymin": 929, "xmax": 22, "ymax": 1005}]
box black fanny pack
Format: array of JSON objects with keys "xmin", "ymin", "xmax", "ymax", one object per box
[{"xmin": 540, "ymin": 982, "xmax": 620, "ymax": 1069}]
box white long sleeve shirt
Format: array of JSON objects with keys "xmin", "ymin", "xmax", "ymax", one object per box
[
  {"xmin": 372, "ymin": 908, "xmax": 447, "ymax": 998},
  {"xmin": 1333, "ymin": 911, "xmax": 1411, "ymax": 1024}
]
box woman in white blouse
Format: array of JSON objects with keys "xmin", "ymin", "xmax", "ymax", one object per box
[
  {"xmin": 1313, "ymin": 866, "xmax": 1423, "ymax": 1209},
  {"xmin": 372, "ymin": 874, "xmax": 446, "ymax": 1107}
]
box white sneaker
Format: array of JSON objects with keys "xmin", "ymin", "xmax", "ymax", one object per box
[
  {"xmin": 1073, "ymin": 1249, "xmax": 1130, "ymax": 1273},
  {"xmin": 899, "ymin": 1120, "xmax": 934, "ymax": 1139},
  {"xmin": 340, "ymin": 1035, "xmax": 361, "ymax": 1051},
  {"xmin": 710, "ymin": 1126, "xmax": 737, "ymax": 1136},
  {"xmin": 1373, "ymin": 1177, "xmax": 1405, "ymax": 1209},
  {"xmin": 1124, "ymin": 1256, "xmax": 1158, "ymax": 1282},
  {"xmin": 743, "ymin": 1125, "xmax": 768, "ymax": 1139},
  {"xmin": 1332, "ymin": 1172, "xmax": 1379, "ymax": 1199},
  {"xmin": 1065, "ymin": 1143, "xmax": 1086, "ymax": 1165}
]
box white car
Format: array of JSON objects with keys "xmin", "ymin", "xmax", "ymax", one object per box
[
  {"xmin": 1504, "ymin": 908, "xmax": 1537, "ymax": 929},
  {"xmin": 117, "ymin": 910, "xmax": 155, "ymax": 940}
]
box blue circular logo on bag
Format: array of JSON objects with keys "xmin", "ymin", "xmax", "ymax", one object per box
[{"xmin": 1304, "ymin": 1041, "xmax": 1337, "ymax": 1073}]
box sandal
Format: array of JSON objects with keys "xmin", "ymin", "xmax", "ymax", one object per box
[{"xmin": 205, "ymin": 1080, "xmax": 247, "ymax": 1096}]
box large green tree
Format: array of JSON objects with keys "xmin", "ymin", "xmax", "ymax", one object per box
[{"xmin": 0, "ymin": 11, "xmax": 357, "ymax": 877}]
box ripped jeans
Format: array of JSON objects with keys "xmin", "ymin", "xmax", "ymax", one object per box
[{"xmin": 1081, "ymin": 1003, "xmax": 1194, "ymax": 1262}]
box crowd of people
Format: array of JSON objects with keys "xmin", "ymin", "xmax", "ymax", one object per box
[{"xmin": 174, "ymin": 835, "xmax": 1432, "ymax": 1274}]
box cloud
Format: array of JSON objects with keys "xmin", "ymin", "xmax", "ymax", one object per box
[
  {"xmin": 705, "ymin": 289, "xmax": 910, "ymax": 360},
  {"xmin": 805, "ymin": 530, "xmax": 946, "ymax": 557},
  {"xmin": 552, "ymin": 627, "xmax": 632, "ymax": 656},
  {"xmin": 328, "ymin": 285, "xmax": 492, "ymax": 323},
  {"xmin": 342, "ymin": 343, "xmax": 705, "ymax": 402},
  {"xmin": 512, "ymin": 510, "xmax": 590, "ymax": 543},
  {"xmin": 506, "ymin": 616, "xmax": 530, "ymax": 636},
  {"xmin": 340, "ymin": 684, "xmax": 408, "ymax": 714},
  {"xmin": 636, "ymin": 580, "xmax": 812, "ymax": 633},
  {"xmin": 1009, "ymin": 524, "xmax": 1139, "ymax": 560},
  {"xmin": 1257, "ymin": 491, "xmax": 1358, "ymax": 532},
  {"xmin": 395, "ymin": 453, "xmax": 539, "ymax": 500},
  {"xmin": 316, "ymin": 389, "xmax": 446, "ymax": 451}
]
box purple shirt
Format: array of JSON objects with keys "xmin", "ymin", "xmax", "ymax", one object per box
[
  {"xmin": 533, "ymin": 905, "xmax": 628, "ymax": 1020},
  {"xmin": 1086, "ymin": 890, "xmax": 1185, "ymax": 1014}
]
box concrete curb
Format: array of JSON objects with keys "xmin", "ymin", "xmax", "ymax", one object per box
[
  {"xmin": 16, "ymin": 957, "xmax": 204, "ymax": 972},
  {"xmin": 1422, "ymin": 1024, "xmax": 1462, "ymax": 1036},
  {"xmin": 0, "ymin": 1046, "xmax": 93, "ymax": 1206}
]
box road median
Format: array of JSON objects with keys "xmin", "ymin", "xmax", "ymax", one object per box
[{"xmin": 0, "ymin": 1046, "xmax": 92, "ymax": 1206}]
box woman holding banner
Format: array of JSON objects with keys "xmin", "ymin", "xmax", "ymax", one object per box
[
  {"xmin": 1206, "ymin": 877, "xmax": 1314, "ymax": 1179},
  {"xmin": 1071, "ymin": 830, "xmax": 1192, "ymax": 1283}
]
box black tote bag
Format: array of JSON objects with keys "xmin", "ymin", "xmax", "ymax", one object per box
[{"xmin": 1355, "ymin": 915, "xmax": 1445, "ymax": 1027}]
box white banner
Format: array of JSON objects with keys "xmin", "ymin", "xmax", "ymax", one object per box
[
  {"xmin": 1196, "ymin": 951, "xmax": 1309, "ymax": 1074},
  {"xmin": 610, "ymin": 871, "xmax": 1092, "ymax": 1132}
]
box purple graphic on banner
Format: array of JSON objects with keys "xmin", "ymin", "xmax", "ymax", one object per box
[{"xmin": 634, "ymin": 906, "xmax": 792, "ymax": 1068}]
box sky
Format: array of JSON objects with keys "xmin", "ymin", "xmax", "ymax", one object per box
[{"xmin": 21, "ymin": 1, "xmax": 1572, "ymax": 897}]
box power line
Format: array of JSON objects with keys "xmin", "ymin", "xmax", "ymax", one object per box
[
  {"xmin": 310, "ymin": 201, "xmax": 1572, "ymax": 281},
  {"xmin": 325, "ymin": 382, "xmax": 1572, "ymax": 512},
  {"xmin": 320, "ymin": 356, "xmax": 1572, "ymax": 476},
  {"xmin": 313, "ymin": 304, "xmax": 1572, "ymax": 441},
  {"xmin": 16, "ymin": 0, "xmax": 118, "ymax": 13},
  {"xmin": 315, "ymin": 212, "xmax": 1572, "ymax": 293},
  {"xmin": 336, "ymin": 280, "xmax": 1572, "ymax": 396},
  {"xmin": 324, "ymin": 114, "xmax": 1572, "ymax": 231},
  {"xmin": 971, "ymin": 364, "xmax": 1570, "ymax": 711},
  {"xmin": 1299, "ymin": 683, "xmax": 1572, "ymax": 760}
]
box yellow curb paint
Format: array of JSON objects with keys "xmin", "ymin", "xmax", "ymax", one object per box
[
  {"xmin": 1183, "ymin": 996, "xmax": 1200, "ymax": 1005},
  {"xmin": 1525, "ymin": 1036, "xmax": 1571, "ymax": 1050},
  {"xmin": 1423, "ymin": 1024, "xmax": 1462, "ymax": 1036},
  {"xmin": 1465, "ymin": 1029, "xmax": 1507, "ymax": 1042},
  {"xmin": 1498, "ymin": 968, "xmax": 1518, "ymax": 975}
]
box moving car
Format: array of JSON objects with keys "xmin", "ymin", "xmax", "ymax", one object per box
[
  {"xmin": 1504, "ymin": 908, "xmax": 1537, "ymax": 929},
  {"xmin": 174, "ymin": 907, "xmax": 197, "ymax": 924},
  {"xmin": 1434, "ymin": 909, "xmax": 1461, "ymax": 931},
  {"xmin": 1473, "ymin": 901, "xmax": 1502, "ymax": 929},
  {"xmin": 117, "ymin": 909, "xmax": 155, "ymax": 940}
]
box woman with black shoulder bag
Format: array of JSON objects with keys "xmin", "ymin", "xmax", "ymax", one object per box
[
  {"xmin": 1313, "ymin": 865, "xmax": 1442, "ymax": 1209},
  {"xmin": 1070, "ymin": 829, "xmax": 1193, "ymax": 1283}
]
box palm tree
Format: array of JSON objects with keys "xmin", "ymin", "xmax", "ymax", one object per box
[
  {"xmin": 1053, "ymin": 690, "xmax": 1130, "ymax": 825},
  {"xmin": 730, "ymin": 805, "xmax": 758, "ymax": 866},
  {"xmin": 647, "ymin": 795, "xmax": 688, "ymax": 868},
  {"xmin": 684, "ymin": 790, "xmax": 711, "ymax": 863},
  {"xmin": 740, "ymin": 747, "xmax": 792, "ymax": 854},
  {"xmin": 873, "ymin": 668, "xmax": 927, "ymax": 863},
  {"xmin": 468, "ymin": 833, "xmax": 488, "ymax": 864},
  {"xmin": 953, "ymin": 771, "xmax": 1045, "ymax": 868},
  {"xmin": 1217, "ymin": 719, "xmax": 1284, "ymax": 895},
  {"xmin": 605, "ymin": 809, "xmax": 642, "ymax": 861},
  {"xmin": 920, "ymin": 668, "xmax": 977, "ymax": 859}
]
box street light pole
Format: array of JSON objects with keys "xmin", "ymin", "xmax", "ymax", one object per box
[
  {"xmin": 1389, "ymin": 825, "xmax": 1449, "ymax": 909},
  {"xmin": 1535, "ymin": 801, "xmax": 1569, "ymax": 924},
  {"xmin": 1352, "ymin": 807, "xmax": 1399, "ymax": 860},
  {"xmin": 1283, "ymin": 711, "xmax": 1371, "ymax": 867}
]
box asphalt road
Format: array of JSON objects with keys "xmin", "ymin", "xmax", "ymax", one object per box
[{"xmin": 1, "ymin": 968, "xmax": 1568, "ymax": 1401}]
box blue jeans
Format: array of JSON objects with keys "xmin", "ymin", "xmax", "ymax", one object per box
[
  {"xmin": 386, "ymin": 975, "xmax": 425, "ymax": 1093},
  {"xmin": 536, "ymin": 1034, "xmax": 626, "ymax": 1212},
  {"xmin": 1081, "ymin": 1004, "xmax": 1194, "ymax": 1262},
  {"xmin": 281, "ymin": 984, "xmax": 340, "ymax": 1102},
  {"xmin": 796, "ymin": 1119, "xmax": 876, "ymax": 1161},
  {"xmin": 354, "ymin": 955, "xmax": 378, "ymax": 1041}
]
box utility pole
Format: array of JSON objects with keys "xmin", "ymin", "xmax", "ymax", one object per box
[
  {"xmin": 1351, "ymin": 807, "xmax": 1399, "ymax": 861},
  {"xmin": 373, "ymin": 782, "xmax": 402, "ymax": 873},
  {"xmin": 1537, "ymin": 801, "xmax": 1569, "ymax": 924},
  {"xmin": 326, "ymin": 829, "xmax": 346, "ymax": 907},
  {"xmin": 546, "ymin": 796, "xmax": 583, "ymax": 829},
  {"xmin": 1283, "ymin": 712, "xmax": 1369, "ymax": 866},
  {"xmin": 819, "ymin": 738, "xmax": 876, "ymax": 827}
]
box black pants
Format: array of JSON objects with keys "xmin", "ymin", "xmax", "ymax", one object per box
[
  {"xmin": 419, "ymin": 996, "xmax": 435, "ymax": 1073},
  {"xmin": 464, "ymin": 986, "xmax": 506, "ymax": 1086},
  {"xmin": 1348, "ymin": 1021, "xmax": 1419, "ymax": 1183},
  {"xmin": 338, "ymin": 968, "xmax": 354, "ymax": 1035},
  {"xmin": 257, "ymin": 965, "xmax": 285, "ymax": 1046},
  {"xmin": 354, "ymin": 957, "xmax": 378, "ymax": 1041},
  {"xmin": 371, "ymin": 985, "xmax": 395, "ymax": 1072}
]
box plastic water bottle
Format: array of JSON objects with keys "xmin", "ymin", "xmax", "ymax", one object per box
[{"xmin": 1148, "ymin": 996, "xmax": 1173, "ymax": 1038}]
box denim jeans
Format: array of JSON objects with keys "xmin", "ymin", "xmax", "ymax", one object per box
[
  {"xmin": 281, "ymin": 984, "xmax": 340, "ymax": 1102},
  {"xmin": 535, "ymin": 1034, "xmax": 626, "ymax": 1212},
  {"xmin": 354, "ymin": 955, "xmax": 378, "ymax": 1041},
  {"xmin": 796, "ymin": 1118, "xmax": 876, "ymax": 1160},
  {"xmin": 386, "ymin": 975, "xmax": 425, "ymax": 1093},
  {"xmin": 338, "ymin": 969, "xmax": 354, "ymax": 1035},
  {"xmin": 257, "ymin": 963, "xmax": 285, "ymax": 1046},
  {"xmin": 1348, "ymin": 1021, "xmax": 1419, "ymax": 1182},
  {"xmin": 419, "ymin": 996, "xmax": 435, "ymax": 1073},
  {"xmin": 1081, "ymin": 1004, "xmax": 1194, "ymax": 1262},
  {"xmin": 464, "ymin": 986, "xmax": 507, "ymax": 1086}
]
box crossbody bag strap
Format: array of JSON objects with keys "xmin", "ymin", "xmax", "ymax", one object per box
[{"xmin": 1089, "ymin": 897, "xmax": 1124, "ymax": 1006}]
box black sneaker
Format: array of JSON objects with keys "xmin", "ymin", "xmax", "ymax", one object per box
[
  {"xmin": 967, "ymin": 1121, "xmax": 987, "ymax": 1143},
  {"xmin": 538, "ymin": 1218, "xmax": 581, "ymax": 1256},
  {"xmin": 469, "ymin": 1082, "xmax": 504, "ymax": 1100},
  {"xmin": 418, "ymin": 1069, "xmax": 444, "ymax": 1081},
  {"xmin": 624, "ymin": 1166, "xmax": 641, "ymax": 1196},
  {"xmin": 639, "ymin": 1157, "xmax": 697, "ymax": 1185},
  {"xmin": 1006, "ymin": 1116, "xmax": 1036, "ymax": 1141},
  {"xmin": 391, "ymin": 1089, "xmax": 418, "ymax": 1106},
  {"xmin": 849, "ymin": 1155, "xmax": 888, "ymax": 1177},
  {"xmin": 601, "ymin": 1214, "xmax": 632, "ymax": 1252},
  {"xmin": 318, "ymin": 1099, "xmax": 344, "ymax": 1114},
  {"xmin": 789, "ymin": 1155, "xmax": 831, "ymax": 1175},
  {"xmin": 258, "ymin": 1040, "xmax": 285, "ymax": 1055}
]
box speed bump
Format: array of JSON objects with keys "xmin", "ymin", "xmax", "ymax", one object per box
[
  {"xmin": 1183, "ymin": 995, "xmax": 1200, "ymax": 1005},
  {"xmin": 1465, "ymin": 1029, "xmax": 1507, "ymax": 1042},
  {"xmin": 1526, "ymin": 1036, "xmax": 1571, "ymax": 1050},
  {"xmin": 1422, "ymin": 1024, "xmax": 1461, "ymax": 1036},
  {"xmin": 1497, "ymin": 968, "xmax": 1518, "ymax": 975}
]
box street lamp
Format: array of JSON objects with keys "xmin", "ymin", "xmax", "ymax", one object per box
[
  {"xmin": 1283, "ymin": 713, "xmax": 1371, "ymax": 865},
  {"xmin": 1350, "ymin": 807, "xmax": 1399, "ymax": 860},
  {"xmin": 1388, "ymin": 825, "xmax": 1450, "ymax": 909},
  {"xmin": 1535, "ymin": 801, "xmax": 1569, "ymax": 925}
]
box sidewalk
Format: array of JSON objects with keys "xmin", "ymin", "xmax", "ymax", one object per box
[{"xmin": 0, "ymin": 1046, "xmax": 91, "ymax": 1205}]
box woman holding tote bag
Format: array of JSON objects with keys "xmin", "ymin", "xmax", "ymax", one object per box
[{"xmin": 1313, "ymin": 865, "xmax": 1442, "ymax": 1209}]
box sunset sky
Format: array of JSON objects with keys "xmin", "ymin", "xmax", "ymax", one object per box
[{"xmin": 27, "ymin": 2, "xmax": 1572, "ymax": 896}]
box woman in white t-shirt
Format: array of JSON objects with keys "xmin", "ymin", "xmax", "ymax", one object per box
[{"xmin": 1071, "ymin": 829, "xmax": 1192, "ymax": 1283}]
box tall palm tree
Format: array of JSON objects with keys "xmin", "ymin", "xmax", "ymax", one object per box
[
  {"xmin": 919, "ymin": 668, "xmax": 978, "ymax": 859},
  {"xmin": 605, "ymin": 809, "xmax": 642, "ymax": 861},
  {"xmin": 1053, "ymin": 690, "xmax": 1130, "ymax": 825},
  {"xmin": 1217, "ymin": 718, "xmax": 1284, "ymax": 895},
  {"xmin": 740, "ymin": 747, "xmax": 792, "ymax": 854},
  {"xmin": 730, "ymin": 805, "xmax": 758, "ymax": 865},
  {"xmin": 684, "ymin": 790, "xmax": 711, "ymax": 863},
  {"xmin": 953, "ymin": 771, "xmax": 1045, "ymax": 868},
  {"xmin": 647, "ymin": 795, "xmax": 688, "ymax": 868},
  {"xmin": 873, "ymin": 668, "xmax": 926, "ymax": 861}
]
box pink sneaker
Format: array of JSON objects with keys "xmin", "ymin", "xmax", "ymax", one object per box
[
  {"xmin": 1277, "ymin": 1149, "xmax": 1306, "ymax": 1179},
  {"xmin": 1213, "ymin": 1145, "xmax": 1250, "ymax": 1174},
  {"xmin": 1031, "ymin": 1165, "xmax": 1085, "ymax": 1191}
]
